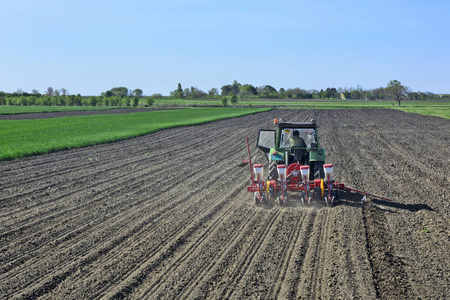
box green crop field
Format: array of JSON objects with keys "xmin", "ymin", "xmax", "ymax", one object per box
[
  {"xmin": 0, "ymin": 107, "xmax": 270, "ymax": 161},
  {"xmin": 153, "ymin": 99, "xmax": 450, "ymax": 119}
]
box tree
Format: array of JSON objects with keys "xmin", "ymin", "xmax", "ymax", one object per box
[
  {"xmin": 150, "ymin": 93, "xmax": 163, "ymax": 99},
  {"xmin": 177, "ymin": 83, "xmax": 184, "ymax": 98},
  {"xmin": 220, "ymin": 84, "xmax": 232, "ymax": 96},
  {"xmin": 387, "ymin": 80, "xmax": 407, "ymax": 106},
  {"xmin": 183, "ymin": 88, "xmax": 191, "ymax": 98},
  {"xmin": 239, "ymin": 84, "xmax": 257, "ymax": 98},
  {"xmin": 132, "ymin": 97, "xmax": 139, "ymax": 107},
  {"xmin": 133, "ymin": 88, "xmax": 143, "ymax": 97},
  {"xmin": 350, "ymin": 89, "xmax": 361, "ymax": 100},
  {"xmin": 46, "ymin": 87, "xmax": 54, "ymax": 96},
  {"xmin": 112, "ymin": 87, "xmax": 129, "ymax": 98},
  {"xmin": 60, "ymin": 88, "xmax": 68, "ymax": 96},
  {"xmin": 208, "ymin": 88, "xmax": 218, "ymax": 98},
  {"xmin": 146, "ymin": 98, "xmax": 155, "ymax": 106},
  {"xmin": 229, "ymin": 92, "xmax": 238, "ymax": 104},
  {"xmin": 170, "ymin": 83, "xmax": 184, "ymax": 98},
  {"xmin": 231, "ymin": 80, "xmax": 241, "ymax": 95},
  {"xmin": 189, "ymin": 86, "xmax": 207, "ymax": 99},
  {"xmin": 221, "ymin": 97, "xmax": 228, "ymax": 107},
  {"xmin": 31, "ymin": 89, "xmax": 39, "ymax": 94}
]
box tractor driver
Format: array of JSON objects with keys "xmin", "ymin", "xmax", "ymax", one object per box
[
  {"xmin": 290, "ymin": 130, "xmax": 306, "ymax": 148},
  {"xmin": 290, "ymin": 130, "xmax": 306, "ymax": 164}
]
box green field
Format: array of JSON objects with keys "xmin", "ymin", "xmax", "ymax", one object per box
[
  {"xmin": 152, "ymin": 99, "xmax": 450, "ymax": 119},
  {"xmin": 0, "ymin": 107, "xmax": 270, "ymax": 160},
  {"xmin": 1, "ymin": 99, "xmax": 449, "ymax": 119}
]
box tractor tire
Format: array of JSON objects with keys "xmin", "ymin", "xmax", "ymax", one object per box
[
  {"xmin": 268, "ymin": 161, "xmax": 278, "ymax": 181},
  {"xmin": 313, "ymin": 161, "xmax": 324, "ymax": 180}
]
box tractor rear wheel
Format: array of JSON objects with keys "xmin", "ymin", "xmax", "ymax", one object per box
[{"xmin": 268, "ymin": 161, "xmax": 278, "ymax": 181}]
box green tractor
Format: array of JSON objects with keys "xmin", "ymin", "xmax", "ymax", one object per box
[
  {"xmin": 257, "ymin": 118, "xmax": 326, "ymax": 181},
  {"xmin": 246, "ymin": 118, "xmax": 393, "ymax": 206},
  {"xmin": 247, "ymin": 118, "xmax": 331, "ymax": 206}
]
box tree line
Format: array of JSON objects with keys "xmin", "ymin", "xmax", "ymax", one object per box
[
  {"xmin": 0, "ymin": 82, "xmax": 445, "ymax": 108},
  {"xmin": 0, "ymin": 87, "xmax": 156, "ymax": 107},
  {"xmin": 170, "ymin": 80, "xmax": 436, "ymax": 106}
]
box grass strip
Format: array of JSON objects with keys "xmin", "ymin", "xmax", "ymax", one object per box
[
  {"xmin": 0, "ymin": 107, "xmax": 270, "ymax": 161},
  {"xmin": 395, "ymin": 106, "xmax": 450, "ymax": 119},
  {"xmin": 154, "ymin": 99, "xmax": 450, "ymax": 118}
]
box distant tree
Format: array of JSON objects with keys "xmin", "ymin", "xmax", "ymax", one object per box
[
  {"xmin": 53, "ymin": 89, "xmax": 60, "ymax": 97},
  {"xmin": 60, "ymin": 88, "xmax": 68, "ymax": 96},
  {"xmin": 103, "ymin": 90, "xmax": 113, "ymax": 97},
  {"xmin": 67, "ymin": 95, "xmax": 76, "ymax": 106},
  {"xmin": 189, "ymin": 86, "xmax": 207, "ymax": 99},
  {"xmin": 89, "ymin": 96, "xmax": 97, "ymax": 106},
  {"xmin": 230, "ymin": 92, "xmax": 238, "ymax": 104},
  {"xmin": 323, "ymin": 88, "xmax": 332, "ymax": 99},
  {"xmin": 177, "ymin": 83, "xmax": 184, "ymax": 98},
  {"xmin": 16, "ymin": 88, "xmax": 23, "ymax": 94},
  {"xmin": 370, "ymin": 87, "xmax": 385, "ymax": 100},
  {"xmin": 350, "ymin": 89, "xmax": 361, "ymax": 100},
  {"xmin": 221, "ymin": 84, "xmax": 232, "ymax": 96},
  {"xmin": 239, "ymin": 84, "xmax": 257, "ymax": 98},
  {"xmin": 387, "ymin": 80, "xmax": 408, "ymax": 106},
  {"xmin": 208, "ymin": 88, "xmax": 218, "ymax": 98},
  {"xmin": 75, "ymin": 94, "xmax": 82, "ymax": 106},
  {"xmin": 221, "ymin": 97, "xmax": 228, "ymax": 107},
  {"xmin": 150, "ymin": 93, "xmax": 163, "ymax": 99},
  {"xmin": 0, "ymin": 92, "xmax": 5, "ymax": 105},
  {"xmin": 231, "ymin": 80, "xmax": 241, "ymax": 95},
  {"xmin": 132, "ymin": 97, "xmax": 139, "ymax": 107},
  {"xmin": 46, "ymin": 87, "xmax": 54, "ymax": 96},
  {"xmin": 115, "ymin": 87, "xmax": 129, "ymax": 98},
  {"xmin": 361, "ymin": 91, "xmax": 372, "ymax": 100},
  {"xmin": 31, "ymin": 89, "xmax": 39, "ymax": 94},
  {"xmin": 183, "ymin": 88, "xmax": 191, "ymax": 99},
  {"xmin": 263, "ymin": 85, "xmax": 277, "ymax": 94},
  {"xmin": 408, "ymin": 92, "xmax": 419, "ymax": 100},
  {"xmin": 170, "ymin": 83, "xmax": 184, "ymax": 98},
  {"xmin": 146, "ymin": 98, "xmax": 155, "ymax": 106},
  {"xmin": 133, "ymin": 88, "xmax": 143, "ymax": 97}
]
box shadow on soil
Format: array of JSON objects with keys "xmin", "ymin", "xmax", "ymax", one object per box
[
  {"xmin": 338, "ymin": 191, "xmax": 435, "ymax": 213},
  {"xmin": 370, "ymin": 198, "xmax": 435, "ymax": 213},
  {"xmin": 257, "ymin": 191, "xmax": 435, "ymax": 212}
]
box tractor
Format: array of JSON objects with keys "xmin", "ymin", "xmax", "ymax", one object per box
[{"xmin": 245, "ymin": 118, "xmax": 392, "ymax": 207}]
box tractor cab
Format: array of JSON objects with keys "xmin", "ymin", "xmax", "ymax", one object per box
[{"xmin": 257, "ymin": 120, "xmax": 325, "ymax": 174}]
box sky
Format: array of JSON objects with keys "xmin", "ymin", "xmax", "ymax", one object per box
[{"xmin": 0, "ymin": 0, "xmax": 449, "ymax": 96}]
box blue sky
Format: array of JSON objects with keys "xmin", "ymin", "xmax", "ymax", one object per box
[{"xmin": 1, "ymin": 0, "xmax": 449, "ymax": 95}]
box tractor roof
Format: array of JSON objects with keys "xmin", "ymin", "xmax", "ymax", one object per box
[{"xmin": 277, "ymin": 121, "xmax": 317, "ymax": 129}]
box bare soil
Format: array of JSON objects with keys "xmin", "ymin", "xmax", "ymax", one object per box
[
  {"xmin": 0, "ymin": 108, "xmax": 175, "ymax": 120},
  {"xmin": 1, "ymin": 109, "xmax": 449, "ymax": 299}
]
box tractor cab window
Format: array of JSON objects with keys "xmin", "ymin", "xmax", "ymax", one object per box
[{"xmin": 280, "ymin": 128, "xmax": 318, "ymax": 148}]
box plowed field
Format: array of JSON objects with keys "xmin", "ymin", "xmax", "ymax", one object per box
[{"xmin": 1, "ymin": 109, "xmax": 449, "ymax": 299}]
